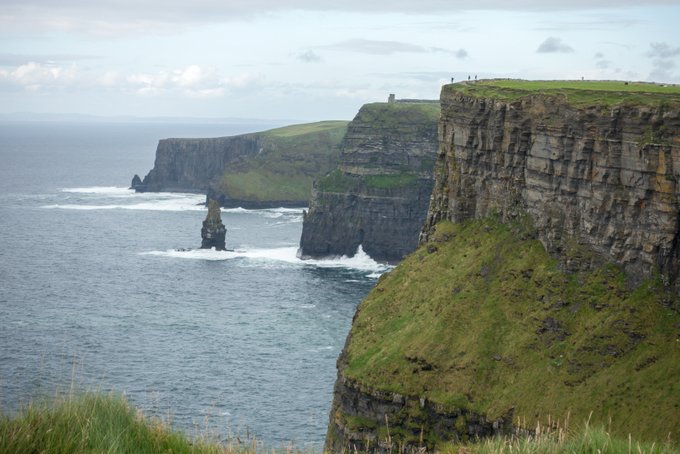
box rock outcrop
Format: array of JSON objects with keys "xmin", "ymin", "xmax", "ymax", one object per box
[
  {"xmin": 326, "ymin": 81, "xmax": 680, "ymax": 451},
  {"xmin": 130, "ymin": 174, "xmax": 142, "ymax": 189},
  {"xmin": 201, "ymin": 199, "xmax": 226, "ymax": 250},
  {"xmin": 299, "ymin": 101, "xmax": 439, "ymax": 262},
  {"xmin": 421, "ymin": 83, "xmax": 680, "ymax": 289}
]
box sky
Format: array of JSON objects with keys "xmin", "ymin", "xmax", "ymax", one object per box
[{"xmin": 1, "ymin": 1, "xmax": 679, "ymax": 121}]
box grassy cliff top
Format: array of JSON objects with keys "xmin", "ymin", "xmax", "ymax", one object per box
[
  {"xmin": 353, "ymin": 102, "xmax": 441, "ymax": 127},
  {"xmin": 446, "ymin": 79, "xmax": 680, "ymax": 107},
  {"xmin": 215, "ymin": 120, "xmax": 348, "ymax": 202},
  {"xmin": 261, "ymin": 120, "xmax": 349, "ymax": 138},
  {"xmin": 343, "ymin": 218, "xmax": 680, "ymax": 441}
]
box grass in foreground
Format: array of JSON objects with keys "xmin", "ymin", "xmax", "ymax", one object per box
[
  {"xmin": 0, "ymin": 392, "xmax": 310, "ymax": 454},
  {"xmin": 445, "ymin": 419, "xmax": 677, "ymax": 454},
  {"xmin": 3, "ymin": 392, "xmax": 677, "ymax": 454},
  {"xmin": 447, "ymin": 79, "xmax": 680, "ymax": 107}
]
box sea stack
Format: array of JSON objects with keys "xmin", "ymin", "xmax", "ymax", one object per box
[
  {"xmin": 130, "ymin": 174, "xmax": 143, "ymax": 190},
  {"xmin": 201, "ymin": 199, "xmax": 226, "ymax": 250}
]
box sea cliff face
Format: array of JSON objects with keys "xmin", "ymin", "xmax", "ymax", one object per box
[
  {"xmin": 299, "ymin": 101, "xmax": 439, "ymax": 263},
  {"xmin": 422, "ymin": 86, "xmax": 680, "ymax": 288},
  {"xmin": 134, "ymin": 135, "xmax": 261, "ymax": 193},
  {"xmin": 132, "ymin": 121, "xmax": 347, "ymax": 207},
  {"xmin": 326, "ymin": 82, "xmax": 680, "ymax": 452}
]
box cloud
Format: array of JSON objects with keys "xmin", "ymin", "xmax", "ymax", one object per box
[
  {"xmin": 649, "ymin": 59, "xmax": 676, "ymax": 82},
  {"xmin": 0, "ymin": 62, "xmax": 263, "ymax": 98},
  {"xmin": 0, "ymin": 53, "xmax": 101, "ymax": 66},
  {"xmin": 533, "ymin": 15, "xmax": 640, "ymax": 31},
  {"xmin": 647, "ymin": 42, "xmax": 680, "ymax": 59},
  {"xmin": 594, "ymin": 52, "xmax": 611, "ymax": 69},
  {"xmin": 320, "ymin": 39, "xmax": 455, "ymax": 55},
  {"xmin": 297, "ymin": 50, "xmax": 322, "ymax": 63},
  {"xmin": 645, "ymin": 43, "xmax": 680, "ymax": 82},
  {"xmin": 455, "ymin": 49, "xmax": 468, "ymax": 59},
  {"xmin": 6, "ymin": 0, "xmax": 674, "ymax": 35},
  {"xmin": 536, "ymin": 37, "xmax": 574, "ymax": 53},
  {"xmin": 127, "ymin": 65, "xmax": 262, "ymax": 97},
  {"xmin": 0, "ymin": 62, "xmax": 79, "ymax": 91}
]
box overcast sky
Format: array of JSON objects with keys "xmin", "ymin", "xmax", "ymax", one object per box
[{"xmin": 1, "ymin": 1, "xmax": 679, "ymax": 121}]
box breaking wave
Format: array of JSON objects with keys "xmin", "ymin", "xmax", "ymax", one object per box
[
  {"xmin": 44, "ymin": 188, "xmax": 305, "ymax": 218},
  {"xmin": 140, "ymin": 245, "xmax": 390, "ymax": 275}
]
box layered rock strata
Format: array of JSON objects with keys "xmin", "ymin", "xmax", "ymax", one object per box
[
  {"xmin": 422, "ymin": 84, "xmax": 680, "ymax": 288},
  {"xmin": 133, "ymin": 135, "xmax": 261, "ymax": 193},
  {"xmin": 299, "ymin": 101, "xmax": 439, "ymax": 262}
]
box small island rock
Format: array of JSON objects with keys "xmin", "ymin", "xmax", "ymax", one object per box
[
  {"xmin": 201, "ymin": 199, "xmax": 226, "ymax": 250},
  {"xmin": 130, "ymin": 174, "xmax": 143, "ymax": 190}
]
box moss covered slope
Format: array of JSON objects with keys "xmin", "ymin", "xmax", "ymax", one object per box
[
  {"xmin": 341, "ymin": 218, "xmax": 680, "ymax": 442},
  {"xmin": 211, "ymin": 120, "xmax": 347, "ymax": 205}
]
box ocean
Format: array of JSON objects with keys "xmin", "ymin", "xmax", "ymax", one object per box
[{"xmin": 0, "ymin": 120, "xmax": 384, "ymax": 450}]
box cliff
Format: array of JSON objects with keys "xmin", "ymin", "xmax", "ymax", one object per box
[
  {"xmin": 422, "ymin": 80, "xmax": 680, "ymax": 289},
  {"xmin": 132, "ymin": 121, "xmax": 347, "ymax": 207},
  {"xmin": 299, "ymin": 101, "xmax": 439, "ymax": 263},
  {"xmin": 133, "ymin": 135, "xmax": 261, "ymax": 193},
  {"xmin": 327, "ymin": 81, "xmax": 680, "ymax": 452}
]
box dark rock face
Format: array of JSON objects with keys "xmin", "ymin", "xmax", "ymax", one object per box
[
  {"xmin": 135, "ymin": 135, "xmax": 261, "ymax": 193},
  {"xmin": 130, "ymin": 174, "xmax": 142, "ymax": 190},
  {"xmin": 299, "ymin": 101, "xmax": 439, "ymax": 263},
  {"xmin": 326, "ymin": 366, "xmax": 514, "ymax": 453},
  {"xmin": 200, "ymin": 199, "xmax": 226, "ymax": 250},
  {"xmin": 422, "ymin": 88, "xmax": 680, "ymax": 289},
  {"xmin": 300, "ymin": 180, "xmax": 434, "ymax": 262}
]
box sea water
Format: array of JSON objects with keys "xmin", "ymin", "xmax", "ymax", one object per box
[{"xmin": 0, "ymin": 121, "xmax": 385, "ymax": 450}]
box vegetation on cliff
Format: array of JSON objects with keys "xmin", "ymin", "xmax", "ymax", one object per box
[
  {"xmin": 450, "ymin": 79, "xmax": 680, "ymax": 107},
  {"xmin": 341, "ymin": 217, "xmax": 680, "ymax": 444},
  {"xmin": 348, "ymin": 101, "xmax": 440, "ymax": 135},
  {"xmin": 213, "ymin": 121, "xmax": 347, "ymax": 203}
]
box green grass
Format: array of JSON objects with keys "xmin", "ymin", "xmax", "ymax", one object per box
[
  {"xmin": 0, "ymin": 392, "xmax": 314, "ymax": 453},
  {"xmin": 4, "ymin": 392, "xmax": 676, "ymax": 454},
  {"xmin": 364, "ymin": 172, "xmax": 419, "ymax": 189},
  {"xmin": 352, "ymin": 102, "xmax": 440, "ymax": 130},
  {"xmin": 444, "ymin": 421, "xmax": 678, "ymax": 453},
  {"xmin": 261, "ymin": 120, "xmax": 349, "ymax": 138},
  {"xmin": 447, "ymin": 79, "xmax": 680, "ymax": 107},
  {"xmin": 343, "ymin": 218, "xmax": 680, "ymax": 442},
  {"xmin": 0, "ymin": 393, "xmax": 226, "ymax": 453},
  {"xmin": 215, "ymin": 121, "xmax": 348, "ymax": 202}
]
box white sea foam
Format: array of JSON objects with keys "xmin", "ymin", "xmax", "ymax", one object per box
[
  {"xmin": 43, "ymin": 199, "xmax": 205, "ymax": 211},
  {"xmin": 221, "ymin": 206, "xmax": 305, "ymax": 220},
  {"xmin": 141, "ymin": 244, "xmax": 391, "ymax": 274},
  {"xmin": 61, "ymin": 186, "xmax": 134, "ymax": 195},
  {"xmin": 43, "ymin": 190, "xmax": 206, "ymax": 211}
]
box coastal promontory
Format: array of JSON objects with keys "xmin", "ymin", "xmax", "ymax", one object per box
[
  {"xmin": 132, "ymin": 121, "xmax": 347, "ymax": 208},
  {"xmin": 299, "ymin": 100, "xmax": 440, "ymax": 262},
  {"xmin": 327, "ymin": 80, "xmax": 680, "ymax": 452}
]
